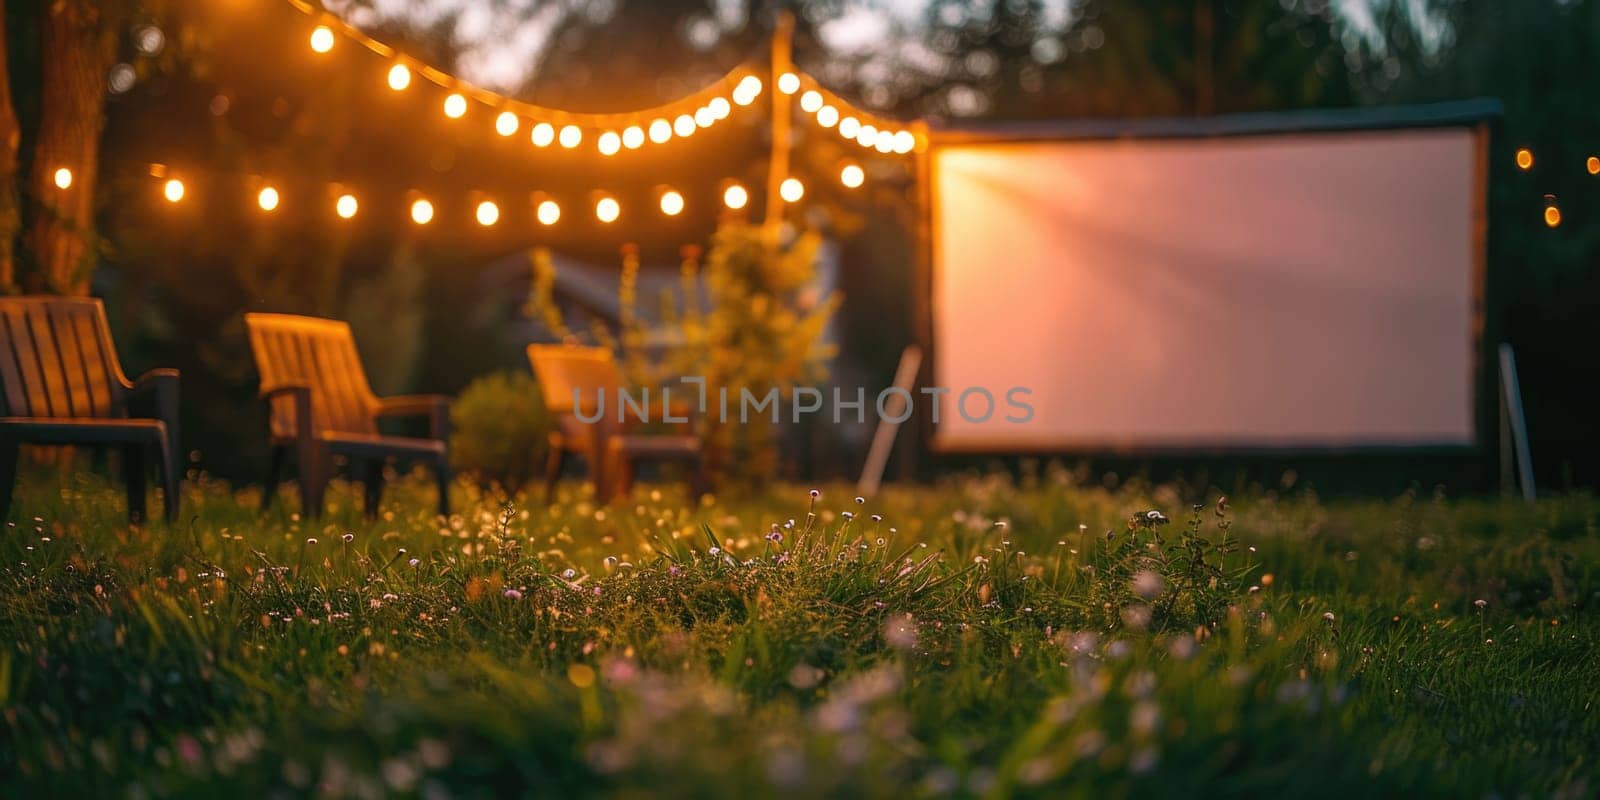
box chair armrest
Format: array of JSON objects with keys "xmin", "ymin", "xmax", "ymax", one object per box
[
  {"xmin": 377, "ymin": 394, "xmax": 451, "ymax": 440},
  {"xmin": 127, "ymin": 369, "xmax": 181, "ymax": 451},
  {"xmin": 260, "ymin": 385, "xmax": 314, "ymax": 445}
]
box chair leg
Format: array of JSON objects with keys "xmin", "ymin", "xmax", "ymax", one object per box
[
  {"xmin": 603, "ymin": 446, "xmax": 633, "ymax": 504},
  {"xmin": 122, "ymin": 445, "xmax": 147, "ymax": 524},
  {"xmin": 262, "ymin": 445, "xmax": 289, "ymax": 512},
  {"xmin": 297, "ymin": 443, "xmax": 327, "ymax": 519},
  {"xmin": 543, "ymin": 447, "xmax": 567, "ymax": 504},
  {"xmin": 0, "ymin": 440, "xmax": 18, "ymax": 523},
  {"xmin": 434, "ymin": 457, "xmax": 451, "ymax": 518},
  {"xmin": 363, "ymin": 459, "xmax": 385, "ymax": 520},
  {"xmin": 156, "ymin": 433, "xmax": 179, "ymax": 523}
]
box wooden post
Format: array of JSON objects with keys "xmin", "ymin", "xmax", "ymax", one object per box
[
  {"xmin": 763, "ymin": 10, "xmax": 795, "ymax": 236},
  {"xmin": 1498, "ymin": 343, "xmax": 1535, "ymax": 504}
]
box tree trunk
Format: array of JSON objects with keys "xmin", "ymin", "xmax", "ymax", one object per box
[
  {"xmin": 28, "ymin": 0, "xmax": 114, "ymax": 296},
  {"xmin": 0, "ymin": 3, "xmax": 23, "ymax": 292}
]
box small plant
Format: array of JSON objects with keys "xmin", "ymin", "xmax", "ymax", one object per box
[{"xmin": 449, "ymin": 371, "xmax": 551, "ymax": 493}]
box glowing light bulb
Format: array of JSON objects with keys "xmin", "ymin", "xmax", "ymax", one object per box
[
  {"xmin": 857, "ymin": 124, "xmax": 878, "ymax": 148},
  {"xmin": 410, "ymin": 198, "xmax": 434, "ymax": 225},
  {"xmin": 495, "ymin": 111, "xmax": 519, "ymax": 137},
  {"xmin": 1515, "ymin": 148, "xmax": 1533, "ymax": 170},
  {"xmin": 816, "ymin": 105, "xmax": 839, "ymax": 128},
  {"xmin": 596, "ymin": 196, "xmax": 620, "ymax": 223},
  {"xmin": 558, "ymin": 125, "xmax": 582, "ymax": 148},
  {"xmin": 777, "ymin": 73, "xmax": 800, "ymax": 95},
  {"xmin": 874, "ymin": 130, "xmax": 895, "ymax": 153},
  {"xmin": 476, "ymin": 200, "xmax": 500, "ymax": 226},
  {"xmin": 840, "ymin": 164, "xmax": 865, "ymax": 188},
  {"xmin": 780, "ymin": 177, "xmax": 804, "ymax": 203},
  {"xmin": 732, "ymin": 75, "xmax": 762, "ymax": 105},
  {"xmin": 257, "ymin": 186, "xmax": 280, "ymax": 212},
  {"xmin": 723, "ymin": 183, "xmax": 748, "ymax": 210},
  {"xmin": 336, "ymin": 193, "xmax": 358, "ymax": 219},
  {"xmin": 799, "ymin": 90, "xmax": 823, "ymax": 113},
  {"xmin": 839, "ymin": 116, "xmax": 861, "ymax": 138},
  {"xmin": 444, "ymin": 93, "xmax": 467, "ymax": 119},
  {"xmin": 537, "ymin": 199, "xmax": 560, "ymax": 225},
  {"xmin": 387, "ymin": 63, "xmax": 411, "ymax": 91},
  {"xmin": 163, "ymin": 178, "xmax": 185, "ymax": 203},
  {"xmin": 622, "ymin": 126, "xmax": 645, "ymax": 149},
  {"xmin": 648, "ymin": 119, "xmax": 672, "ymax": 143},
  {"xmin": 598, "ymin": 131, "xmax": 622, "ymax": 155},
  {"xmin": 694, "ymin": 106, "xmax": 715, "ymax": 127},
  {"xmin": 892, "ymin": 130, "xmax": 915, "ymax": 154},
  {"xmin": 673, "ymin": 114, "xmax": 696, "ymax": 137},
  {"xmin": 530, "ymin": 122, "xmax": 555, "ymax": 147},
  {"xmin": 310, "ymin": 26, "xmax": 335, "ymax": 54},
  {"xmin": 708, "ymin": 97, "xmax": 731, "ymax": 119},
  {"xmin": 659, "ymin": 189, "xmax": 684, "ymax": 216},
  {"xmin": 1588, "ymin": 156, "xmax": 1599, "ymax": 175},
  {"xmin": 1544, "ymin": 204, "xmax": 1561, "ymax": 227},
  {"xmin": 53, "ymin": 167, "xmax": 72, "ymax": 190}
]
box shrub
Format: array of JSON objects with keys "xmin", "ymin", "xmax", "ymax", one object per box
[{"xmin": 449, "ymin": 371, "xmax": 550, "ymax": 492}]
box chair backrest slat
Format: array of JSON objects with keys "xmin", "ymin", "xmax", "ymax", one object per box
[
  {"xmin": 0, "ymin": 298, "xmax": 128, "ymax": 419},
  {"xmin": 527, "ymin": 345, "xmax": 626, "ymax": 417},
  {"xmin": 244, "ymin": 313, "xmax": 379, "ymax": 439}
]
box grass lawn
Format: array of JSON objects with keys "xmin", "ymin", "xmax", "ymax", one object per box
[{"xmin": 1, "ymin": 465, "xmax": 1596, "ymax": 798}]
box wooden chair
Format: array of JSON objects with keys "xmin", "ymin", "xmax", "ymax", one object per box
[
  {"xmin": 527, "ymin": 344, "xmax": 704, "ymax": 504},
  {"xmin": 244, "ymin": 313, "xmax": 451, "ymax": 519},
  {"xmin": 0, "ymin": 297, "xmax": 180, "ymax": 523}
]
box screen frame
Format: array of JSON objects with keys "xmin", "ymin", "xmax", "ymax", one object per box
[{"xmin": 910, "ymin": 99, "xmax": 1501, "ymax": 457}]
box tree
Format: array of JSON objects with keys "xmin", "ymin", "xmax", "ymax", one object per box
[
  {"xmin": 26, "ymin": 0, "xmax": 118, "ymax": 295},
  {"xmin": 0, "ymin": 3, "xmax": 21, "ymax": 291}
]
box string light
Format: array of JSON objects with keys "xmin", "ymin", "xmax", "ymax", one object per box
[
  {"xmin": 257, "ymin": 186, "xmax": 281, "ymax": 212},
  {"xmin": 723, "ymin": 183, "xmax": 748, "ymax": 210},
  {"xmin": 840, "ymin": 163, "xmax": 864, "ymax": 188},
  {"xmin": 1544, "ymin": 204, "xmax": 1561, "ymax": 228},
  {"xmin": 495, "ymin": 111, "xmax": 520, "ymax": 137},
  {"xmin": 1588, "ymin": 156, "xmax": 1599, "ymax": 175},
  {"xmin": 873, "ymin": 130, "xmax": 895, "ymax": 153},
  {"xmin": 598, "ymin": 131, "xmax": 622, "ymax": 155},
  {"xmin": 799, "ymin": 90, "xmax": 823, "ymax": 113},
  {"xmin": 336, "ymin": 193, "xmax": 358, "ymax": 219},
  {"xmin": 163, "ymin": 178, "xmax": 185, "ymax": 203},
  {"xmin": 892, "ymin": 130, "xmax": 915, "ymax": 154},
  {"xmin": 410, "ymin": 198, "xmax": 434, "ymax": 225},
  {"xmin": 596, "ymin": 196, "xmax": 620, "ymax": 223},
  {"xmin": 673, "ymin": 114, "xmax": 696, "ymax": 137},
  {"xmin": 530, "ymin": 122, "xmax": 555, "ymax": 147},
  {"xmin": 536, "ymin": 199, "xmax": 560, "ymax": 225},
  {"xmin": 476, "ymin": 200, "xmax": 500, "ymax": 226},
  {"xmin": 282, "ymin": 0, "xmax": 762, "ymax": 138},
  {"xmin": 1515, "ymin": 148, "xmax": 1533, "ymax": 170},
  {"xmin": 387, "ymin": 63, "xmax": 412, "ymax": 91},
  {"xmin": 839, "ymin": 116, "xmax": 861, "ymax": 138},
  {"xmin": 309, "ymin": 25, "xmax": 335, "ymax": 54},
  {"xmin": 659, "ymin": 189, "xmax": 685, "ymax": 216},
  {"xmin": 648, "ymin": 119, "xmax": 672, "ymax": 144},
  {"xmin": 444, "ymin": 93, "xmax": 468, "ymax": 119},
  {"xmin": 622, "ymin": 126, "xmax": 645, "ymax": 149},
  {"xmin": 779, "ymin": 177, "xmax": 804, "ymax": 203},
  {"xmin": 53, "ymin": 167, "xmax": 73, "ymax": 189},
  {"xmin": 816, "ymin": 106, "xmax": 838, "ymax": 128},
  {"xmin": 777, "ymin": 73, "xmax": 800, "ymax": 95},
  {"xmin": 558, "ymin": 125, "xmax": 582, "ymax": 148}
]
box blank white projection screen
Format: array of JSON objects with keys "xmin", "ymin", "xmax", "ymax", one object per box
[{"xmin": 931, "ymin": 128, "xmax": 1481, "ymax": 451}]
